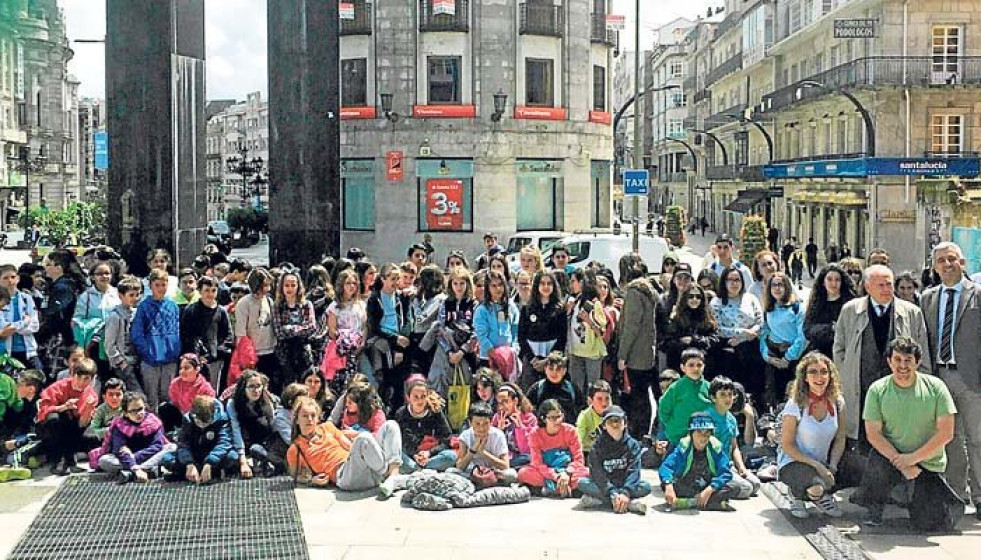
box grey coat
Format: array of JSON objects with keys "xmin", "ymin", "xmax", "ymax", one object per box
[
  {"xmin": 921, "ymin": 279, "xmax": 981, "ymax": 391},
  {"xmin": 617, "ymin": 278, "xmax": 659, "ymax": 371}
]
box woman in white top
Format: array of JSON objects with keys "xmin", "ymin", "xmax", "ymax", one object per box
[
  {"xmin": 777, "ymin": 351, "xmax": 847, "ymax": 519},
  {"xmin": 709, "ymin": 265, "xmax": 764, "ymax": 399}
]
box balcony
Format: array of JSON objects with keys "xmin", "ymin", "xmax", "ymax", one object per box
[
  {"xmin": 693, "ymin": 89, "xmax": 711, "ymax": 104},
  {"xmin": 340, "ymin": 2, "xmax": 372, "ymax": 36},
  {"xmin": 683, "ymin": 116, "xmax": 697, "ymax": 130},
  {"xmin": 590, "ymin": 13, "xmax": 616, "ymax": 45},
  {"xmin": 660, "ymin": 172, "xmax": 688, "ymax": 183},
  {"xmin": 761, "ymin": 56, "xmax": 981, "ymax": 114},
  {"xmin": 705, "ymin": 52, "xmax": 743, "ymax": 87},
  {"xmin": 519, "ymin": 3, "xmax": 563, "ymax": 37},
  {"xmin": 922, "ymin": 151, "xmax": 980, "ymax": 158},
  {"xmin": 705, "ymin": 103, "xmax": 747, "ymax": 130},
  {"xmin": 419, "ymin": 0, "xmax": 469, "ymax": 32},
  {"xmin": 706, "ymin": 164, "xmax": 766, "ymax": 182}
]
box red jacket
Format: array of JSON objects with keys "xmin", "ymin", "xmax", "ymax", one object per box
[
  {"xmin": 169, "ymin": 374, "xmax": 216, "ymax": 414},
  {"xmin": 37, "ymin": 378, "xmax": 98, "ymax": 423}
]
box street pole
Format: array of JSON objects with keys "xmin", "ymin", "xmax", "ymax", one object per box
[{"xmin": 631, "ymin": 0, "xmax": 641, "ymax": 253}]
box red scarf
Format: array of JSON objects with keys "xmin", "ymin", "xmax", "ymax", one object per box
[{"xmin": 807, "ymin": 391, "xmax": 835, "ymax": 417}]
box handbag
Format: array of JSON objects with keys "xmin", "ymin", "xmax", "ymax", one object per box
[{"xmin": 446, "ymin": 364, "xmax": 470, "ymax": 431}]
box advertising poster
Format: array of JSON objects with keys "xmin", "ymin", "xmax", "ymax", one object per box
[{"xmin": 426, "ymin": 178, "xmax": 463, "ymax": 230}]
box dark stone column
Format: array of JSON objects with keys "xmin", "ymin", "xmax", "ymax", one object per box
[
  {"xmin": 267, "ymin": 0, "xmax": 341, "ymax": 268},
  {"xmin": 106, "ymin": 0, "xmax": 207, "ymax": 273}
]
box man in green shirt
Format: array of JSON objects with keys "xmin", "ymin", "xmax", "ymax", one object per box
[{"xmin": 859, "ymin": 336, "xmax": 958, "ymax": 528}]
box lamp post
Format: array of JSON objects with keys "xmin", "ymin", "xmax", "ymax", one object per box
[
  {"xmin": 491, "ymin": 90, "xmax": 508, "ymax": 122},
  {"xmin": 9, "ymin": 146, "xmax": 47, "ymax": 226},
  {"xmin": 225, "ymin": 145, "xmax": 265, "ymax": 210},
  {"xmin": 379, "ymin": 92, "xmax": 399, "ymax": 123},
  {"xmin": 723, "ymin": 113, "xmax": 774, "ymax": 162},
  {"xmin": 690, "ymin": 129, "xmax": 728, "ymax": 166},
  {"xmin": 795, "ymin": 80, "xmax": 875, "ymax": 157}
]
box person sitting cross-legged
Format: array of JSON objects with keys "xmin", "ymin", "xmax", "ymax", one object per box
[
  {"xmin": 577, "ymin": 406, "xmax": 650, "ymax": 514},
  {"xmin": 659, "ymin": 412, "xmax": 739, "ymax": 512}
]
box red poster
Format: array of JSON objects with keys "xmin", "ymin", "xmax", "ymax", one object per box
[
  {"xmin": 426, "ymin": 178, "xmax": 464, "ymax": 231},
  {"xmin": 341, "ymin": 107, "xmax": 376, "ymax": 119},
  {"xmin": 386, "ymin": 151, "xmax": 403, "ymax": 181},
  {"xmin": 589, "ymin": 111, "xmax": 612, "ymax": 124},
  {"xmin": 514, "ymin": 106, "xmax": 567, "ymax": 121},
  {"xmin": 412, "ymin": 105, "xmax": 477, "ymax": 118}
]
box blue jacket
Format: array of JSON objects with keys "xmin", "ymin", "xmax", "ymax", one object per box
[
  {"xmin": 176, "ymin": 400, "xmax": 236, "ymax": 467},
  {"xmin": 760, "ymin": 301, "xmax": 807, "ymax": 361},
  {"xmin": 1, "ymin": 291, "xmax": 40, "ymax": 358},
  {"xmin": 473, "ymin": 301, "xmax": 520, "ymax": 359},
  {"xmin": 659, "ymin": 435, "xmax": 733, "ymax": 490},
  {"xmin": 131, "ymin": 297, "xmax": 181, "ymax": 366},
  {"xmin": 588, "ymin": 429, "xmax": 645, "ymax": 500}
]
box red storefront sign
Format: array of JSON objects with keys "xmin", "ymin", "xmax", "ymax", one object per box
[
  {"xmin": 412, "ymin": 105, "xmax": 477, "ymax": 118},
  {"xmin": 589, "ymin": 111, "xmax": 612, "ymax": 124},
  {"xmin": 426, "ymin": 178, "xmax": 464, "ymax": 231},
  {"xmin": 514, "ymin": 106, "xmax": 567, "ymax": 121},
  {"xmin": 386, "ymin": 151, "xmax": 403, "ymax": 181},
  {"xmin": 340, "ymin": 107, "xmax": 376, "ymax": 119}
]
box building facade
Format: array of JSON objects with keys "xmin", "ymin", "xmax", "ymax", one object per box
[
  {"xmin": 0, "ymin": 0, "xmax": 27, "ymax": 228},
  {"xmin": 337, "ymin": 0, "xmax": 616, "ymax": 263},
  {"xmin": 674, "ymin": 0, "xmax": 981, "ymax": 272},
  {"xmin": 77, "ymin": 96, "xmax": 105, "ymax": 203},
  {"xmin": 206, "ymin": 92, "xmax": 269, "ymax": 222}
]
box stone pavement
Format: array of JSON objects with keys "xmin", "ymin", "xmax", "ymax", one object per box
[{"xmin": 3, "ymin": 469, "xmax": 981, "ymax": 559}]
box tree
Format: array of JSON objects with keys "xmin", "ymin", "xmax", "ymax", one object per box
[
  {"xmin": 226, "ymin": 207, "xmax": 256, "ymax": 232},
  {"xmin": 28, "ymin": 202, "xmax": 106, "ymax": 247}
]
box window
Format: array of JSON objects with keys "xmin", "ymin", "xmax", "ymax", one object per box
[
  {"xmin": 341, "ymin": 58, "xmax": 368, "ymax": 106},
  {"xmin": 668, "ymin": 119, "xmax": 684, "ymax": 138},
  {"xmin": 932, "ymin": 26, "xmax": 963, "ymax": 83},
  {"xmin": 836, "ymin": 117, "xmax": 847, "ymax": 152},
  {"xmin": 342, "ymin": 159, "xmax": 375, "ymax": 230},
  {"xmin": 823, "ymin": 121, "xmax": 832, "ymax": 154},
  {"xmin": 669, "ymin": 62, "xmax": 683, "ymax": 78},
  {"xmin": 672, "ymin": 92, "xmax": 686, "ymax": 107},
  {"xmin": 931, "ymin": 114, "xmax": 963, "ymax": 154},
  {"xmin": 428, "ymin": 56, "xmax": 461, "ymax": 104},
  {"xmin": 516, "ymin": 167, "xmax": 563, "ymax": 230},
  {"xmin": 593, "ymin": 65, "xmax": 606, "ymax": 111},
  {"xmin": 526, "ymin": 58, "xmax": 554, "ymax": 106}
]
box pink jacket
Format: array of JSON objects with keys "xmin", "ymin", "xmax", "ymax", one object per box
[
  {"xmin": 526, "ymin": 423, "xmax": 589, "ymax": 482},
  {"xmin": 492, "ymin": 410, "xmax": 537, "ymax": 457}
]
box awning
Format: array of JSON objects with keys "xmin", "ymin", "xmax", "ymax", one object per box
[{"xmin": 724, "ymin": 190, "xmax": 767, "ymax": 213}]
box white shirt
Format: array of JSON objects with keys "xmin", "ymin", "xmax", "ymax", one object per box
[{"xmin": 777, "ymin": 399, "xmax": 840, "ymax": 469}]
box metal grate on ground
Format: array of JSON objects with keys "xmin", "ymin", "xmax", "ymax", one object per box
[
  {"xmin": 8, "ymin": 476, "xmax": 310, "ymax": 560},
  {"xmin": 761, "ymin": 481, "xmax": 870, "ymax": 560}
]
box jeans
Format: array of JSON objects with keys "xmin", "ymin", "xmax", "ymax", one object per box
[
  {"xmin": 778, "ymin": 461, "xmax": 827, "ymax": 500},
  {"xmin": 336, "ymin": 423, "xmax": 403, "ymax": 491},
  {"xmin": 577, "ymin": 477, "xmax": 652, "ymax": 503},
  {"xmin": 111, "ymin": 363, "xmax": 144, "ymax": 396},
  {"xmin": 41, "ymin": 413, "xmax": 86, "ymax": 464},
  {"xmin": 568, "ymin": 355, "xmax": 603, "ymax": 395},
  {"xmin": 400, "ymin": 449, "xmax": 457, "ymax": 474},
  {"xmin": 99, "ymin": 443, "xmax": 176, "ymax": 474},
  {"xmin": 140, "ymin": 362, "xmax": 176, "ymax": 411}
]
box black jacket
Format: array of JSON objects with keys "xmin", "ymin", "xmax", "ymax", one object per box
[{"xmin": 517, "ymin": 301, "xmax": 568, "ymax": 360}]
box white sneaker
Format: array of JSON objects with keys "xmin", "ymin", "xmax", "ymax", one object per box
[
  {"xmin": 812, "ymin": 494, "xmax": 843, "ymax": 518},
  {"xmin": 789, "ymin": 498, "xmax": 810, "ymax": 518},
  {"xmin": 579, "ymin": 495, "xmax": 604, "ymax": 509},
  {"xmin": 628, "ymin": 499, "xmax": 648, "ymax": 515}
]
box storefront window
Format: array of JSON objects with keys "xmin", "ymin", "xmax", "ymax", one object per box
[
  {"xmin": 516, "ymin": 160, "xmax": 564, "ymax": 231},
  {"xmin": 341, "ymin": 158, "xmax": 375, "ymax": 230}
]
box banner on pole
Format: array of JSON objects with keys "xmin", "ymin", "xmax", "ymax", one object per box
[
  {"xmin": 606, "ymin": 14, "xmax": 626, "ymax": 30},
  {"xmin": 433, "ymin": 0, "xmax": 456, "ymax": 16},
  {"xmin": 339, "ymin": 3, "xmax": 355, "ymax": 20},
  {"xmin": 387, "ymin": 151, "xmax": 404, "ymax": 181}
]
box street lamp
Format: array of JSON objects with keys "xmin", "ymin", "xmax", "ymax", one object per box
[
  {"xmin": 225, "ymin": 145, "xmax": 265, "ymax": 209},
  {"xmin": 379, "ymin": 92, "xmax": 399, "ymax": 123},
  {"xmin": 491, "ymin": 90, "xmax": 508, "ymax": 122},
  {"xmin": 690, "ymin": 129, "xmax": 728, "ymax": 166},
  {"xmin": 795, "ymin": 80, "xmax": 875, "ymax": 157},
  {"xmin": 613, "ymin": 84, "xmax": 680, "ymax": 133},
  {"xmin": 723, "ymin": 113, "xmax": 774, "ymax": 162},
  {"xmin": 8, "ymin": 145, "xmax": 47, "ymax": 219}
]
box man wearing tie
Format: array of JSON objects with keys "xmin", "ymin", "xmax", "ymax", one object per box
[
  {"xmin": 922, "ymin": 242, "xmax": 981, "ymax": 518},
  {"xmin": 834, "ymin": 265, "xmax": 932, "ymax": 451}
]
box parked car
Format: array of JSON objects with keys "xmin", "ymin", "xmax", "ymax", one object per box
[
  {"xmin": 30, "ymin": 236, "xmax": 89, "ymax": 265},
  {"xmin": 208, "ymin": 220, "xmax": 232, "ymax": 254},
  {"xmin": 540, "ymin": 232, "xmax": 703, "ymax": 283},
  {"xmin": 505, "ymin": 231, "xmax": 570, "ymax": 269}
]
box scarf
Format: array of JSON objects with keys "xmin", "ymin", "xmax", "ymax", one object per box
[{"xmin": 807, "ymin": 391, "xmax": 835, "ymax": 417}]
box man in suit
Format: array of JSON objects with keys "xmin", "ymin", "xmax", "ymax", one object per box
[
  {"xmin": 834, "ymin": 265, "xmax": 932, "ymax": 450},
  {"xmin": 921, "ymin": 242, "xmax": 981, "ymax": 517}
]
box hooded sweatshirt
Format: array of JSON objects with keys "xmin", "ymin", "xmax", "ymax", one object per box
[
  {"xmin": 131, "ymin": 297, "xmax": 181, "ymax": 366},
  {"xmin": 588, "ymin": 429, "xmax": 645, "ymax": 500},
  {"xmin": 169, "ymin": 374, "xmax": 217, "ymax": 414},
  {"xmin": 175, "ymin": 400, "xmax": 235, "ymax": 467},
  {"xmin": 658, "ymin": 434, "xmax": 732, "ymax": 491},
  {"xmin": 658, "ymin": 375, "xmax": 711, "ymax": 444}
]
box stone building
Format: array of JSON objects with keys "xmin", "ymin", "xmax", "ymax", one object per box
[
  {"xmin": 77, "ymin": 96, "xmax": 105, "ymax": 202},
  {"xmin": 0, "ymin": 0, "xmax": 27, "ymax": 228},
  {"xmin": 679, "ymin": 0, "xmax": 981, "ymax": 272},
  {"xmin": 206, "ymin": 92, "xmax": 269, "ymax": 222},
  {"xmin": 337, "ymin": 0, "xmax": 615, "ymax": 263}
]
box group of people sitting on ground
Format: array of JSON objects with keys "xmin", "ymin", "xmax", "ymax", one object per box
[{"xmin": 0, "ymin": 235, "xmax": 977, "ymax": 529}]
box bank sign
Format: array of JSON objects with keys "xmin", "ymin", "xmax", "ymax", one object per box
[{"xmin": 765, "ymin": 157, "xmax": 981, "ymax": 179}]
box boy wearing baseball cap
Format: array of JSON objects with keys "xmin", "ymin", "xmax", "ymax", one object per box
[
  {"xmin": 577, "ymin": 405, "xmax": 651, "ymax": 515},
  {"xmin": 659, "ymin": 411, "xmax": 738, "ymax": 511}
]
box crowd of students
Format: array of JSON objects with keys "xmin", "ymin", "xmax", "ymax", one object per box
[{"xmin": 0, "ymin": 235, "xmax": 977, "ymax": 528}]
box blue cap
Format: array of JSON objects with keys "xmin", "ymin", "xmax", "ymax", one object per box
[{"xmin": 688, "ymin": 412, "xmax": 715, "ymax": 432}]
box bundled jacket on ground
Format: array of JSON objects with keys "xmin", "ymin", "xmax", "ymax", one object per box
[
  {"xmin": 587, "ymin": 429, "xmax": 645, "ymax": 500},
  {"xmin": 658, "ymin": 434, "xmax": 733, "ymax": 490}
]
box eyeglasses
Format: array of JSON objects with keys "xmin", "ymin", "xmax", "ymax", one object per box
[
  {"xmin": 126, "ymin": 406, "xmax": 146, "ymax": 415},
  {"xmin": 246, "ymin": 384, "xmax": 265, "ymax": 391}
]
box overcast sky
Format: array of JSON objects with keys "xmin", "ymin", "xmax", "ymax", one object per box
[{"xmin": 63, "ymin": 0, "xmax": 714, "ymax": 102}]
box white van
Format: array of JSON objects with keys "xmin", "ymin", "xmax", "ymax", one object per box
[
  {"xmin": 541, "ymin": 232, "xmax": 703, "ymax": 283},
  {"xmin": 505, "ymin": 231, "xmax": 570, "ymax": 269}
]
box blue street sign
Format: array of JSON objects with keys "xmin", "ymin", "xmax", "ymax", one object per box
[
  {"xmin": 623, "ymin": 169, "xmax": 649, "ymax": 196},
  {"xmin": 94, "ymin": 132, "xmax": 108, "ymax": 170}
]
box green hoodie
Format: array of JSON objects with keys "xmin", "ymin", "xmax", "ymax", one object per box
[
  {"xmin": 658, "ymin": 375, "xmax": 711, "ymax": 443},
  {"xmin": 0, "ymin": 372, "xmax": 24, "ymax": 421}
]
